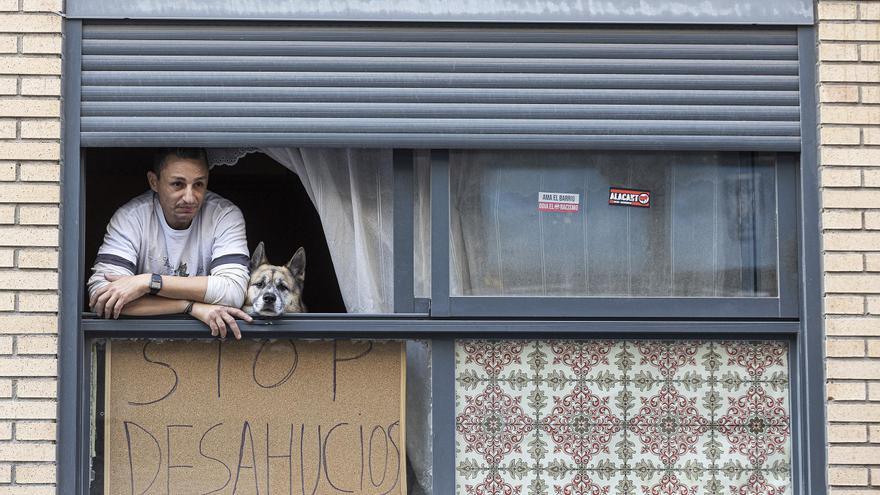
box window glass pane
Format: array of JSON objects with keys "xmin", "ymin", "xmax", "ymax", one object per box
[{"xmin": 449, "ymin": 151, "xmax": 778, "ymax": 298}]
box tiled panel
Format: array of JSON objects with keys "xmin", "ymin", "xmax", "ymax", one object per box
[{"xmin": 455, "ymin": 340, "xmax": 791, "ymax": 495}]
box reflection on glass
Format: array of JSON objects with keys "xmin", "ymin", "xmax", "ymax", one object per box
[{"xmin": 450, "ymin": 151, "xmax": 778, "ymax": 298}]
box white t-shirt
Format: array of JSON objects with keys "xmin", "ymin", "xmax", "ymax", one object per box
[{"xmin": 87, "ymin": 190, "xmax": 250, "ymax": 307}]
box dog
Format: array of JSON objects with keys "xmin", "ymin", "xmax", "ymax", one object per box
[{"xmin": 243, "ymin": 241, "xmax": 306, "ymax": 317}]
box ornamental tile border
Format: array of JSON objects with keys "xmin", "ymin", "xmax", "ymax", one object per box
[{"xmin": 454, "ymin": 340, "xmax": 791, "ymax": 495}]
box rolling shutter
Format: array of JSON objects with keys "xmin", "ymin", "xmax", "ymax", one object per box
[{"xmin": 80, "ymin": 23, "xmax": 800, "ymax": 150}]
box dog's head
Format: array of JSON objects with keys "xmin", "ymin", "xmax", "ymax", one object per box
[{"xmin": 244, "ymin": 242, "xmax": 306, "ymax": 318}]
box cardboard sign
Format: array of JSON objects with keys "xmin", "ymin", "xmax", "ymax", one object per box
[
  {"xmin": 105, "ymin": 340, "xmax": 406, "ymax": 495},
  {"xmin": 538, "ymin": 191, "xmax": 580, "ymax": 213},
  {"xmin": 608, "ymin": 187, "xmax": 651, "ymax": 208}
]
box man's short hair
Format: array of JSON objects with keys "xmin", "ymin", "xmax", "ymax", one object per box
[{"xmin": 152, "ymin": 148, "xmax": 209, "ymax": 177}]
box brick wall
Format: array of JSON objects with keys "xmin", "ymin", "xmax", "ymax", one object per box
[
  {"xmin": 0, "ymin": 0, "xmax": 61, "ymax": 492},
  {"xmin": 819, "ymin": 0, "xmax": 880, "ymax": 492}
]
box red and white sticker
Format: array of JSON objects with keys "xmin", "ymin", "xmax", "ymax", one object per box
[
  {"xmin": 538, "ymin": 191, "xmax": 580, "ymax": 213},
  {"xmin": 608, "ymin": 187, "xmax": 651, "ymax": 208}
]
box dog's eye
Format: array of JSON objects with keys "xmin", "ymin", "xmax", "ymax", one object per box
[
  {"xmin": 276, "ymin": 283, "xmax": 288, "ymax": 292},
  {"xmin": 254, "ymin": 281, "xmax": 264, "ymax": 289}
]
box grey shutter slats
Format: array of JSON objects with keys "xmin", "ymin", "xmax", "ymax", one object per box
[{"xmin": 80, "ymin": 23, "xmax": 801, "ymax": 150}]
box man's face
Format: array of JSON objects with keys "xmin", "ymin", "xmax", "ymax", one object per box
[{"xmin": 147, "ymin": 157, "xmax": 209, "ymax": 229}]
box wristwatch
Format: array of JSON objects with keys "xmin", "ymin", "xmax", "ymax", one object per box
[{"xmin": 149, "ymin": 273, "xmax": 163, "ymax": 295}]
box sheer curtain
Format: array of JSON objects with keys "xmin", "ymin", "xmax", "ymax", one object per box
[{"xmin": 259, "ymin": 147, "xmax": 432, "ymax": 495}]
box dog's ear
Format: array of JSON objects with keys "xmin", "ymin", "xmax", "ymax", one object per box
[
  {"xmin": 250, "ymin": 241, "xmax": 268, "ymax": 271},
  {"xmin": 286, "ymin": 247, "xmax": 305, "ymax": 281}
]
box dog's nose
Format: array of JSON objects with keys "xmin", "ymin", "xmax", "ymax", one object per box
[{"xmin": 262, "ymin": 293, "xmax": 276, "ymax": 304}]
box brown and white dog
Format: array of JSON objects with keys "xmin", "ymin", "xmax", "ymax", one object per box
[{"xmin": 243, "ymin": 242, "xmax": 306, "ymax": 317}]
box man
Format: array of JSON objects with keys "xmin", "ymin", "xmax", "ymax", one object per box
[{"xmin": 87, "ymin": 148, "xmax": 253, "ymax": 339}]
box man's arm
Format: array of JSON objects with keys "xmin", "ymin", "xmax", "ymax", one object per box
[{"xmin": 117, "ymin": 295, "xmax": 250, "ymax": 339}]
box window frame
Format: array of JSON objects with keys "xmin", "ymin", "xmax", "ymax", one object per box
[{"xmin": 58, "ymin": 20, "xmax": 826, "ymax": 495}]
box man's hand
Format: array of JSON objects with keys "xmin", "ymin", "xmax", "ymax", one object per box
[
  {"xmin": 189, "ymin": 302, "xmax": 252, "ymax": 340},
  {"xmin": 89, "ymin": 273, "xmax": 151, "ymax": 319}
]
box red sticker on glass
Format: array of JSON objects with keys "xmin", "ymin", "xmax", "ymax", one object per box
[
  {"xmin": 538, "ymin": 192, "xmax": 580, "ymax": 213},
  {"xmin": 609, "ymin": 187, "xmax": 651, "ymax": 208}
]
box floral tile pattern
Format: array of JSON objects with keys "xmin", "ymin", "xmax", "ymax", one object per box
[{"xmin": 455, "ymin": 340, "xmax": 791, "ymax": 495}]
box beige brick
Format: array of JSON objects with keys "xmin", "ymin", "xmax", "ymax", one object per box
[
  {"xmin": 0, "ymin": 400, "xmax": 55, "ymax": 419},
  {"xmin": 821, "ymin": 42, "xmax": 860, "ymax": 61},
  {"xmin": 823, "ymin": 147, "xmax": 880, "ymax": 166},
  {"xmin": 0, "ymin": 337, "xmax": 12, "ymax": 355},
  {"xmin": 0, "ymin": 142, "xmax": 58, "ymax": 161},
  {"xmin": 18, "ymin": 206, "xmax": 58, "ymax": 226},
  {"xmin": 15, "ymin": 421, "xmax": 54, "ymax": 441},
  {"xmin": 865, "ymin": 167, "xmax": 880, "ymax": 185},
  {"xmin": 0, "ymin": 358, "xmax": 55, "ymax": 377},
  {"xmin": 868, "ymin": 254, "xmax": 880, "ymax": 272},
  {"xmin": 18, "ymin": 162, "xmax": 58, "ymax": 182},
  {"xmin": 0, "ymin": 56, "xmax": 59, "ymax": 76},
  {"xmin": 827, "ymin": 275, "xmax": 880, "ymax": 294},
  {"xmin": 829, "ymin": 424, "xmax": 868, "ymax": 443},
  {"xmin": 0, "ymin": 119, "xmax": 14, "ymax": 139},
  {"xmin": 0, "ymin": 379, "xmax": 13, "ymax": 398},
  {"xmin": 828, "ymin": 338, "xmax": 866, "ymax": 356},
  {"xmin": 16, "ymin": 249, "xmax": 56, "ymax": 269},
  {"xmin": 826, "ymin": 253, "xmax": 864, "ymax": 272},
  {"xmin": 869, "ymin": 296, "xmax": 880, "ymax": 315},
  {"xmin": 870, "ymin": 381, "xmax": 880, "ymax": 401},
  {"xmin": 868, "ymin": 338, "xmax": 880, "ymax": 356},
  {"xmin": 828, "ymin": 317, "xmax": 880, "ymax": 336},
  {"xmin": 0, "ymin": 205, "xmax": 13, "ymax": 224},
  {"xmin": 819, "ymin": 2, "xmax": 859, "ymax": 20},
  {"xmin": 0, "ymin": 99, "xmax": 58, "ymax": 118},
  {"xmin": 828, "ymin": 356, "xmax": 880, "ymax": 380},
  {"xmin": 0, "ymin": 35, "xmax": 15, "ymax": 54},
  {"xmin": 827, "ymin": 402, "xmax": 880, "ymax": 423},
  {"xmin": 0, "ymin": 463, "xmax": 10, "ymax": 483},
  {"xmin": 824, "ymin": 210, "xmax": 863, "ymax": 230},
  {"xmin": 0, "ymin": 14, "xmax": 60, "ymax": 33},
  {"xmin": 0, "ymin": 0, "xmax": 16, "ymax": 11},
  {"xmin": 864, "ymin": 86, "xmax": 880, "ymax": 104},
  {"xmin": 0, "ymin": 292, "xmax": 12, "ymax": 311},
  {"xmin": 0, "ymin": 443, "xmax": 54, "ymax": 462},
  {"xmin": 828, "ymin": 381, "xmax": 868, "ymax": 400},
  {"xmin": 19, "ymin": 77, "xmax": 59, "ymax": 97},
  {"xmin": 0, "ymin": 162, "xmax": 14, "ymax": 181},
  {"xmin": 872, "ymin": 424, "xmax": 880, "ymax": 441},
  {"xmin": 0, "ymin": 184, "xmax": 58, "ymax": 205},
  {"xmin": 822, "ymin": 126, "xmax": 862, "ymax": 145},
  {"xmin": 825, "ymin": 296, "xmax": 865, "ymax": 315},
  {"xmin": 16, "ymin": 336, "xmax": 56, "ymax": 355},
  {"xmin": 867, "ymin": 212, "xmax": 880, "ymax": 230},
  {"xmin": 862, "ymin": 44, "xmax": 880, "ymax": 62},
  {"xmin": 824, "ymin": 105, "xmax": 880, "ymax": 125},
  {"xmin": 0, "ymin": 423, "xmax": 10, "ymax": 441},
  {"xmin": 824, "ymin": 295, "xmax": 862, "ymax": 316},
  {"xmin": 21, "ymin": 35, "xmax": 61, "ymax": 55},
  {"xmin": 822, "ymin": 84, "xmax": 860, "ymax": 102},
  {"xmin": 0, "ymin": 271, "xmax": 55, "ymax": 291},
  {"xmin": 0, "ymin": 250, "xmax": 11, "ymax": 268},
  {"xmin": 22, "ymin": 0, "xmax": 62, "ymax": 12},
  {"xmin": 19, "ymin": 120, "xmax": 59, "ymax": 140},
  {"xmin": 0, "ymin": 228, "xmax": 56, "ymax": 248},
  {"xmin": 862, "ymin": 3, "xmax": 880, "ymax": 20},
  {"xmin": 821, "ymin": 64, "xmax": 880, "ymax": 83},
  {"xmin": 821, "ymin": 22, "xmax": 880, "ymax": 41},
  {"xmin": 17, "ymin": 292, "xmax": 56, "ymax": 313},
  {"xmin": 0, "ymin": 485, "xmax": 59, "ymax": 494},
  {"xmin": 825, "ymin": 232, "xmax": 880, "ymax": 251},
  {"xmin": 15, "ymin": 464, "xmax": 54, "ymax": 484},
  {"xmin": 830, "ymin": 468, "xmax": 869, "ymax": 487},
  {"xmin": 0, "ymin": 315, "xmax": 56, "ymax": 334},
  {"xmin": 16, "ymin": 379, "xmax": 54, "ymax": 399},
  {"xmin": 824, "ymin": 167, "xmax": 863, "ymax": 185},
  {"xmin": 0, "ymin": 76, "xmax": 14, "ymax": 95}
]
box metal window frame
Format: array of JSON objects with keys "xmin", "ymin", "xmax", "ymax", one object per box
[{"xmin": 58, "ymin": 21, "xmax": 826, "ymax": 495}]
